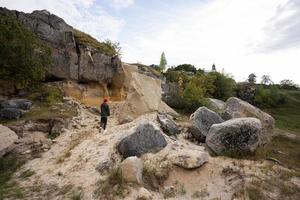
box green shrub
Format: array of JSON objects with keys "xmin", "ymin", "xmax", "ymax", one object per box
[
  {"xmin": 254, "ymin": 86, "xmax": 285, "ymax": 108},
  {"xmin": 0, "ymin": 13, "xmax": 51, "ymax": 89},
  {"xmin": 74, "ymin": 29, "xmax": 121, "ymax": 56}
]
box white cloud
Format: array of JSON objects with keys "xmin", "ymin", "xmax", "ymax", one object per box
[
  {"xmin": 122, "ymin": 0, "xmax": 300, "ymax": 84},
  {"xmin": 0, "ymin": 0, "xmax": 124, "ymax": 41},
  {"xmin": 108, "ymin": 0, "xmax": 135, "ymax": 10}
]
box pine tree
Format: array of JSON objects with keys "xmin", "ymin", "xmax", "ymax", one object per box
[{"xmin": 159, "ymin": 52, "xmax": 167, "ymax": 72}]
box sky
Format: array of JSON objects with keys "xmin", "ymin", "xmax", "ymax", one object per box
[{"xmin": 1, "ymin": 0, "xmax": 300, "ymax": 84}]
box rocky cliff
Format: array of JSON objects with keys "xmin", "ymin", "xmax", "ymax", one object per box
[{"xmin": 0, "ymin": 7, "xmax": 122, "ymax": 84}]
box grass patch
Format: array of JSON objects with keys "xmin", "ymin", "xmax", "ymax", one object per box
[
  {"xmin": 74, "ymin": 29, "xmax": 120, "ymax": 56},
  {"xmin": 266, "ymin": 89, "xmax": 300, "ymax": 134},
  {"xmin": 70, "ymin": 188, "xmax": 83, "ymax": 200},
  {"xmin": 94, "ymin": 166, "xmax": 125, "ymax": 199},
  {"xmin": 0, "ymin": 154, "xmax": 25, "ymax": 199}
]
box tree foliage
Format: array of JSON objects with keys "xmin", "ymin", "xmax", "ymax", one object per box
[
  {"xmin": 173, "ymin": 64, "xmax": 197, "ymax": 73},
  {"xmin": 261, "ymin": 75, "xmax": 273, "ymax": 85},
  {"xmin": 248, "ymin": 73, "xmax": 257, "ymax": 84},
  {"xmin": 0, "ymin": 13, "xmax": 51, "ymax": 89},
  {"xmin": 279, "ymin": 79, "xmax": 299, "ymax": 90},
  {"xmin": 159, "ymin": 52, "xmax": 167, "ymax": 72}
]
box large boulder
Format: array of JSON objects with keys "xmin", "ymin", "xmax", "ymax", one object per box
[
  {"xmin": 206, "ymin": 118, "xmax": 262, "ymax": 156},
  {"xmin": 118, "ymin": 122, "xmax": 167, "ymax": 158},
  {"xmin": 189, "ymin": 107, "xmax": 224, "ymax": 142},
  {"xmin": 0, "ymin": 99, "xmax": 32, "ymax": 110},
  {"xmin": 0, "ymin": 108, "xmax": 25, "ymax": 120},
  {"xmin": 0, "ymin": 125, "xmax": 18, "ymax": 157},
  {"xmin": 224, "ymin": 97, "xmax": 275, "ymax": 143},
  {"xmin": 120, "ymin": 156, "xmax": 143, "ymax": 184},
  {"xmin": 157, "ymin": 114, "xmax": 180, "ymax": 136}
]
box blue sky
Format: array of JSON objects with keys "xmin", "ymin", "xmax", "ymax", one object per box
[{"xmin": 1, "ymin": 0, "xmax": 300, "ymax": 84}]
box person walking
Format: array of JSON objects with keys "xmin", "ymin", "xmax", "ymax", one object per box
[{"xmin": 100, "ymin": 98, "xmax": 110, "ymax": 131}]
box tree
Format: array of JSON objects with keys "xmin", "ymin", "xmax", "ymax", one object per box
[
  {"xmin": 248, "ymin": 73, "xmax": 257, "ymax": 84},
  {"xmin": 261, "ymin": 75, "xmax": 273, "ymax": 85},
  {"xmin": 212, "ymin": 64, "xmax": 216, "ymax": 72},
  {"xmin": 159, "ymin": 52, "xmax": 167, "ymax": 72},
  {"xmin": 174, "ymin": 64, "xmax": 197, "ymax": 73},
  {"xmin": 0, "ymin": 14, "xmax": 51, "ymax": 89},
  {"xmin": 279, "ymin": 79, "xmax": 299, "ymax": 90}
]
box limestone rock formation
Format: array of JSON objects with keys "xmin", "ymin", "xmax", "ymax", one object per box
[
  {"xmin": 189, "ymin": 107, "xmax": 224, "ymax": 142},
  {"xmin": 0, "ymin": 125, "xmax": 18, "ymax": 157},
  {"xmin": 206, "ymin": 118, "xmax": 262, "ymax": 156},
  {"xmin": 120, "ymin": 156, "xmax": 143, "ymax": 184},
  {"xmin": 0, "ymin": 7, "xmax": 123, "ymax": 84},
  {"xmin": 118, "ymin": 122, "xmax": 167, "ymax": 158},
  {"xmin": 157, "ymin": 114, "xmax": 180, "ymax": 136}
]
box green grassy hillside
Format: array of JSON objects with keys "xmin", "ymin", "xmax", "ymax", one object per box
[{"xmin": 266, "ymin": 89, "xmax": 300, "ymax": 134}]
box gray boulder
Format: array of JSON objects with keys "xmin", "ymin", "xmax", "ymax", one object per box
[
  {"xmin": 207, "ymin": 98, "xmax": 226, "ymax": 113},
  {"xmin": 0, "ymin": 125, "xmax": 18, "ymax": 157},
  {"xmin": 224, "ymin": 97, "xmax": 275, "ymax": 144},
  {"xmin": 189, "ymin": 107, "xmax": 224, "ymax": 142},
  {"xmin": 157, "ymin": 114, "xmax": 180, "ymax": 136},
  {"xmin": 0, "ymin": 99, "xmax": 32, "ymax": 110},
  {"xmin": 0, "ymin": 108, "xmax": 25, "ymax": 120},
  {"xmin": 118, "ymin": 122, "xmax": 167, "ymax": 158},
  {"xmin": 206, "ymin": 118, "xmax": 262, "ymax": 156}
]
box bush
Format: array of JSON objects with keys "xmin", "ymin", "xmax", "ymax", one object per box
[
  {"xmin": 0, "ymin": 13, "xmax": 51, "ymax": 89},
  {"xmin": 173, "ymin": 64, "xmax": 197, "ymax": 73},
  {"xmin": 208, "ymin": 72, "xmax": 237, "ymax": 101},
  {"xmin": 279, "ymin": 79, "xmax": 299, "ymax": 90},
  {"xmin": 254, "ymin": 86, "xmax": 285, "ymax": 108}
]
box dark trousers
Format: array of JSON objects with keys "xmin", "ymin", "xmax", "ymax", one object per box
[{"xmin": 101, "ymin": 116, "xmax": 108, "ymax": 130}]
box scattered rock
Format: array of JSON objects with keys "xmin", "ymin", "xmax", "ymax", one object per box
[
  {"xmin": 189, "ymin": 107, "xmax": 224, "ymax": 142},
  {"xmin": 206, "ymin": 118, "xmax": 262, "ymax": 156},
  {"xmin": 118, "ymin": 122, "xmax": 167, "ymax": 158},
  {"xmin": 0, "ymin": 99, "xmax": 32, "ymax": 110},
  {"xmin": 120, "ymin": 156, "xmax": 143, "ymax": 184},
  {"xmin": 0, "ymin": 125, "xmax": 18, "ymax": 157},
  {"xmin": 207, "ymin": 98, "xmax": 226, "ymax": 113},
  {"xmin": 163, "ymin": 186, "xmax": 176, "ymax": 199},
  {"xmin": 88, "ymin": 107, "xmax": 100, "ymax": 115},
  {"xmin": 96, "ymin": 159, "xmax": 112, "ymax": 173},
  {"xmin": 119, "ymin": 116, "xmax": 134, "ymax": 125},
  {"xmin": 0, "ymin": 108, "xmax": 25, "ymax": 120},
  {"xmin": 169, "ymin": 148, "xmax": 208, "ymax": 169},
  {"xmin": 137, "ymin": 187, "xmax": 152, "ymax": 200},
  {"xmin": 157, "ymin": 114, "xmax": 180, "ymax": 136}
]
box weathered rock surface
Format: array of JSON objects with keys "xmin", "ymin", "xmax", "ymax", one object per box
[
  {"xmin": 224, "ymin": 97, "xmax": 275, "ymax": 143},
  {"xmin": 118, "ymin": 122, "xmax": 167, "ymax": 158},
  {"xmin": 120, "ymin": 156, "xmax": 143, "ymax": 184},
  {"xmin": 0, "ymin": 125, "xmax": 18, "ymax": 157},
  {"xmin": 0, "ymin": 7, "xmax": 123, "ymax": 84},
  {"xmin": 137, "ymin": 187, "xmax": 153, "ymax": 200},
  {"xmin": 0, "ymin": 99, "xmax": 32, "ymax": 110},
  {"xmin": 0, "ymin": 108, "xmax": 25, "ymax": 120},
  {"xmin": 189, "ymin": 107, "xmax": 224, "ymax": 142},
  {"xmin": 157, "ymin": 114, "xmax": 180, "ymax": 136},
  {"xmin": 207, "ymin": 98, "xmax": 226, "ymax": 113},
  {"xmin": 169, "ymin": 148, "xmax": 209, "ymax": 169},
  {"xmin": 206, "ymin": 118, "xmax": 262, "ymax": 156}
]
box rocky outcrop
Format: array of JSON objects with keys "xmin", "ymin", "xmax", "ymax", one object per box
[
  {"xmin": 157, "ymin": 114, "xmax": 180, "ymax": 136},
  {"xmin": 0, "ymin": 125, "xmax": 18, "ymax": 157},
  {"xmin": 0, "ymin": 108, "xmax": 25, "ymax": 120},
  {"xmin": 118, "ymin": 122, "xmax": 167, "ymax": 158},
  {"xmin": 224, "ymin": 97, "xmax": 275, "ymax": 144},
  {"xmin": 189, "ymin": 107, "xmax": 224, "ymax": 142},
  {"xmin": 206, "ymin": 118, "xmax": 262, "ymax": 156},
  {"xmin": 0, "ymin": 7, "xmax": 123, "ymax": 84},
  {"xmin": 120, "ymin": 156, "xmax": 143, "ymax": 184}
]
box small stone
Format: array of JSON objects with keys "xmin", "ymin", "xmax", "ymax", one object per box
[
  {"xmin": 163, "ymin": 186, "xmax": 176, "ymax": 199},
  {"xmin": 120, "ymin": 156, "xmax": 143, "ymax": 184},
  {"xmin": 137, "ymin": 187, "xmax": 152, "ymax": 200}
]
